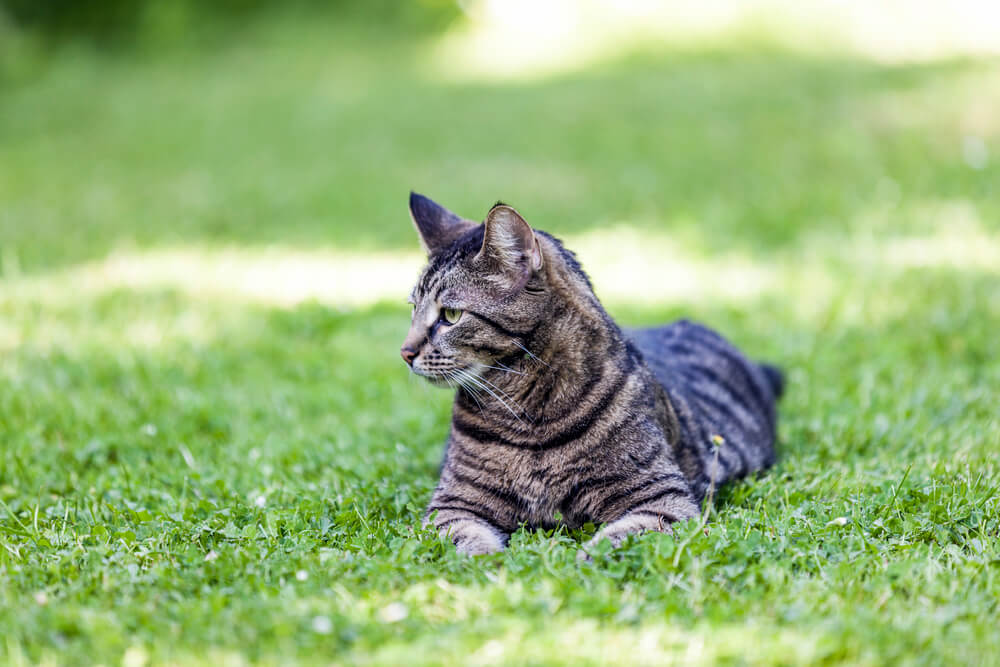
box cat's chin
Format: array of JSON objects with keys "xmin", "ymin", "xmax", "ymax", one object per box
[{"xmin": 412, "ymin": 369, "xmax": 456, "ymax": 388}]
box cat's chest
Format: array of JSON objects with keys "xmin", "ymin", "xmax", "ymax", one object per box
[
  {"xmin": 481, "ymin": 449, "xmax": 579, "ymax": 527},
  {"xmin": 446, "ymin": 415, "xmax": 614, "ymax": 528}
]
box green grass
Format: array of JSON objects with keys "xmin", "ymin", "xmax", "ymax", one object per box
[{"xmin": 2, "ymin": 17, "xmax": 999, "ymax": 666}]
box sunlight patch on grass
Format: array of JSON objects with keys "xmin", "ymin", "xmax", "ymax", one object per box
[
  {"xmin": 570, "ymin": 226, "xmax": 789, "ymax": 305},
  {"xmin": 860, "ymin": 68, "xmax": 1000, "ymax": 145},
  {"xmin": 823, "ymin": 199, "xmax": 1000, "ymax": 272},
  {"xmin": 7, "ymin": 617, "xmax": 835, "ymax": 666},
  {"xmin": 0, "ymin": 247, "xmax": 425, "ymax": 312},
  {"xmin": 1, "ymin": 198, "xmax": 995, "ymax": 356},
  {"xmin": 0, "ymin": 304, "xmax": 229, "ymax": 355},
  {"xmin": 2, "ymin": 208, "xmax": 996, "ymax": 327},
  {"xmin": 0, "ymin": 237, "xmax": 796, "ymax": 315},
  {"xmin": 0, "ymin": 321, "xmax": 19, "ymax": 350},
  {"xmin": 881, "ymin": 227, "xmax": 1000, "ymax": 271},
  {"xmin": 432, "ymin": 0, "xmax": 1000, "ymax": 81},
  {"xmin": 358, "ymin": 616, "xmax": 836, "ymax": 666}
]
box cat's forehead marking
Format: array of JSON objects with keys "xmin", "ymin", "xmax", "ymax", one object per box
[
  {"xmin": 415, "ymin": 265, "xmax": 439, "ymax": 298},
  {"xmin": 416, "ymin": 253, "xmax": 462, "ymax": 300}
]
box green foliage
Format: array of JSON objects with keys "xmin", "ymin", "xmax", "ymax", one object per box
[
  {"xmin": 0, "ymin": 0, "xmax": 459, "ymax": 45},
  {"xmin": 1, "ymin": 18, "xmax": 999, "ymax": 666}
]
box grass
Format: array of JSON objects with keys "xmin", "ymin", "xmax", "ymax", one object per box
[{"xmin": 2, "ymin": 15, "xmax": 1000, "ymax": 666}]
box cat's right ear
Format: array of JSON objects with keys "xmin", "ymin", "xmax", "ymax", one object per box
[{"xmin": 409, "ymin": 192, "xmax": 475, "ymax": 255}]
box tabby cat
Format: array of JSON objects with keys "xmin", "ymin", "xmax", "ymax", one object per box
[{"xmin": 401, "ymin": 193, "xmax": 784, "ymax": 556}]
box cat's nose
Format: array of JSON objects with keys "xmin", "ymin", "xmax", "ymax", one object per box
[{"xmin": 400, "ymin": 346, "xmax": 418, "ymax": 366}]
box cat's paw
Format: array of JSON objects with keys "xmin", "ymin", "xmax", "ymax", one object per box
[
  {"xmin": 443, "ymin": 520, "xmax": 506, "ymax": 556},
  {"xmin": 577, "ymin": 513, "xmax": 672, "ymax": 560},
  {"xmin": 576, "ymin": 526, "xmax": 630, "ymax": 562}
]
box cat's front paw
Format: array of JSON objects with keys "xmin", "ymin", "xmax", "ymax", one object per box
[
  {"xmin": 441, "ymin": 520, "xmax": 506, "ymax": 556},
  {"xmin": 577, "ymin": 513, "xmax": 673, "ymax": 560},
  {"xmin": 576, "ymin": 528, "xmax": 628, "ymax": 562}
]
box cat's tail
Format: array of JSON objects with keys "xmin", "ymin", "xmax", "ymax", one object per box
[{"xmin": 759, "ymin": 363, "xmax": 786, "ymax": 399}]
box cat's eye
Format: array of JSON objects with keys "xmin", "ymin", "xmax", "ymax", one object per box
[{"xmin": 442, "ymin": 308, "xmax": 462, "ymax": 324}]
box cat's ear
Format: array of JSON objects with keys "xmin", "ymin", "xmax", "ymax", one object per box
[
  {"xmin": 477, "ymin": 203, "xmax": 543, "ymax": 279},
  {"xmin": 409, "ymin": 192, "xmax": 475, "ymax": 255}
]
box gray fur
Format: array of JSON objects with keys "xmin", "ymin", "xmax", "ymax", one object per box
[{"xmin": 401, "ymin": 194, "xmax": 783, "ymax": 555}]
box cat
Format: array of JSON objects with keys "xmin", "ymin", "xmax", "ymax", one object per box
[{"xmin": 401, "ymin": 192, "xmax": 784, "ymax": 556}]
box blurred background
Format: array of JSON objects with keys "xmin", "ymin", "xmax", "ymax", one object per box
[
  {"xmin": 2, "ymin": 0, "xmax": 999, "ymax": 472},
  {"xmin": 2, "ymin": 0, "xmax": 998, "ymax": 292}
]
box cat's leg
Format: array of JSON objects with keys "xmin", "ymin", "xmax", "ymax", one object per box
[
  {"xmin": 424, "ymin": 505, "xmax": 509, "ymax": 556},
  {"xmin": 577, "ymin": 471, "xmax": 700, "ymax": 559},
  {"xmin": 424, "ymin": 453, "xmax": 516, "ymax": 555}
]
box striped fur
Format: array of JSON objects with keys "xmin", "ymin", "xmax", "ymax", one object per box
[{"xmin": 401, "ymin": 193, "xmax": 783, "ymax": 555}]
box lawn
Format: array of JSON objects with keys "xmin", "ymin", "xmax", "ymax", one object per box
[{"xmin": 1, "ymin": 14, "xmax": 999, "ymax": 666}]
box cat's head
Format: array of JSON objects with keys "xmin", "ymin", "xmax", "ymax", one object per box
[{"xmin": 400, "ymin": 192, "xmax": 553, "ymax": 386}]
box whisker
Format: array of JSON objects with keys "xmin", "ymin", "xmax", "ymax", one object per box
[
  {"xmin": 466, "ymin": 379, "xmax": 523, "ymax": 425},
  {"xmin": 445, "ymin": 369, "xmax": 485, "ymax": 413},
  {"xmin": 480, "ymin": 363, "xmax": 525, "ymax": 376},
  {"xmin": 471, "ymin": 372, "xmax": 534, "ymax": 422},
  {"xmin": 455, "ymin": 368, "xmax": 527, "ymax": 425},
  {"xmin": 512, "ymin": 340, "xmax": 550, "ymax": 368},
  {"xmin": 440, "ymin": 372, "xmax": 456, "ymax": 390},
  {"xmin": 493, "ymin": 360, "xmax": 523, "ymax": 374}
]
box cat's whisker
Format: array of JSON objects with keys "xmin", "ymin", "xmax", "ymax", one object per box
[
  {"xmin": 492, "ymin": 360, "xmax": 524, "ymax": 375},
  {"xmin": 480, "ymin": 363, "xmax": 525, "ymax": 376},
  {"xmin": 455, "ymin": 368, "xmax": 528, "ymax": 425},
  {"xmin": 512, "ymin": 340, "xmax": 550, "ymax": 368},
  {"xmin": 455, "ymin": 368, "xmax": 520, "ymax": 420},
  {"xmin": 471, "ymin": 368, "xmax": 528, "ymax": 407},
  {"xmin": 444, "ymin": 368, "xmax": 472, "ymax": 396},
  {"xmin": 495, "ymin": 360, "xmax": 523, "ymax": 374},
  {"xmin": 445, "ymin": 369, "xmax": 486, "ymax": 413}
]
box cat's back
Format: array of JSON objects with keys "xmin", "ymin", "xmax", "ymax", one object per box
[{"xmin": 627, "ymin": 319, "xmax": 781, "ymax": 494}]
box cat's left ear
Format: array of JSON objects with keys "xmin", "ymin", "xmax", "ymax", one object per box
[
  {"xmin": 477, "ymin": 203, "xmax": 543, "ymax": 279},
  {"xmin": 409, "ymin": 192, "xmax": 476, "ymax": 255}
]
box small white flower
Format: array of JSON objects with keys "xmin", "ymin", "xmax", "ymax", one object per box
[
  {"xmin": 33, "ymin": 591, "xmax": 48, "ymax": 605},
  {"xmin": 296, "ymin": 569, "xmax": 308, "ymax": 582},
  {"xmin": 140, "ymin": 423, "xmax": 157, "ymax": 437},
  {"xmin": 205, "ymin": 550, "xmax": 219, "ymax": 561},
  {"xmin": 377, "ymin": 602, "xmax": 408, "ymax": 623},
  {"xmin": 827, "ymin": 516, "xmax": 849, "ymax": 527},
  {"xmin": 255, "ymin": 495, "xmax": 267, "ymax": 508},
  {"xmin": 311, "ymin": 615, "xmax": 333, "ymax": 635}
]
